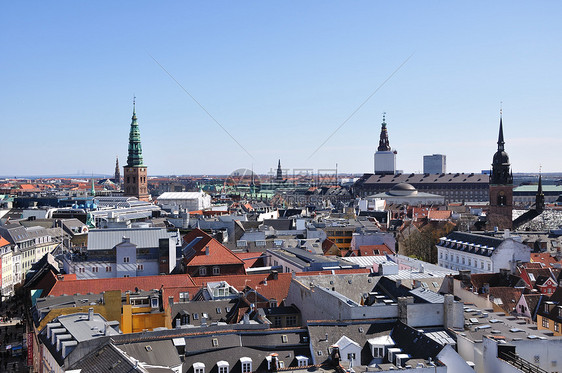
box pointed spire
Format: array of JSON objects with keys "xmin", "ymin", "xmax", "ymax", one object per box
[
  {"xmin": 377, "ymin": 112, "xmax": 391, "ymax": 151},
  {"xmin": 127, "ymin": 97, "xmax": 144, "ymax": 167},
  {"xmin": 276, "ymin": 159, "xmax": 283, "ymax": 181},
  {"xmin": 90, "ymin": 176, "xmax": 96, "ymax": 197},
  {"xmin": 497, "ymin": 108, "xmax": 505, "ymax": 151},
  {"xmin": 536, "ymin": 167, "xmax": 545, "ymax": 212}
]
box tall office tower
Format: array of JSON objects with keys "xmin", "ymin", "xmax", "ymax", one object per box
[{"xmin": 423, "ymin": 154, "xmax": 446, "ymax": 174}]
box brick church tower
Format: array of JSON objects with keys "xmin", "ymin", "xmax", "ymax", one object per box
[
  {"xmin": 123, "ymin": 98, "xmax": 149, "ymax": 201},
  {"xmin": 487, "ymin": 111, "xmax": 513, "ymax": 230}
]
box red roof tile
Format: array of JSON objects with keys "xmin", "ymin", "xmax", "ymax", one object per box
[
  {"xmin": 234, "ymin": 252, "xmax": 264, "ymax": 269},
  {"xmin": 48, "ymin": 274, "xmax": 196, "ymax": 297},
  {"xmin": 357, "ymin": 244, "xmax": 394, "ymax": 256},
  {"xmin": 0, "ymin": 236, "xmax": 10, "ymax": 247},
  {"xmin": 183, "ymin": 229, "xmax": 245, "ymax": 266},
  {"xmin": 192, "ymin": 272, "xmax": 293, "ymax": 305}
]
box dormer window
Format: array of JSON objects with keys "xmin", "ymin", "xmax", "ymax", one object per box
[
  {"xmin": 296, "ymin": 356, "xmax": 309, "ymax": 367},
  {"xmin": 193, "ymin": 362, "xmax": 205, "ymax": 373},
  {"xmin": 199, "ymin": 267, "xmax": 207, "ymax": 276},
  {"xmin": 217, "ymin": 361, "xmax": 229, "ymax": 373},
  {"xmin": 240, "ymin": 357, "xmax": 252, "ymax": 373}
]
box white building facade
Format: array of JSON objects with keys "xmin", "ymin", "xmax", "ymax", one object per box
[{"xmin": 437, "ymin": 231, "xmax": 530, "ymax": 274}]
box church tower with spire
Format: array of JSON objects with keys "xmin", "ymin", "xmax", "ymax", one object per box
[
  {"xmin": 276, "ymin": 159, "xmax": 283, "ymax": 182},
  {"xmin": 487, "ymin": 111, "xmax": 513, "ymax": 230},
  {"xmin": 374, "ymin": 113, "xmax": 397, "ymax": 175},
  {"xmin": 113, "ymin": 156, "xmax": 121, "ymax": 186},
  {"xmin": 123, "ymin": 98, "xmax": 149, "ymax": 201}
]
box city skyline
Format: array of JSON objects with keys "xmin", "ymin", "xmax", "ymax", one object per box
[{"xmin": 2, "ymin": 1, "xmax": 561, "ymax": 176}]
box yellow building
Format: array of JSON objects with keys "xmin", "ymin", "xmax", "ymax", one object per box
[
  {"xmin": 536, "ymin": 300, "xmax": 562, "ymax": 337},
  {"xmin": 323, "ymin": 227, "xmax": 355, "ymax": 250}
]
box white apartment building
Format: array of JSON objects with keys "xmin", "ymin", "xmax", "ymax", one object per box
[{"xmin": 437, "ymin": 231, "xmax": 530, "ymax": 274}]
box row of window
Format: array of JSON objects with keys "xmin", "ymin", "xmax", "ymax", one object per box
[
  {"xmin": 542, "ymin": 318, "xmax": 561, "ymax": 332},
  {"xmin": 75, "ymin": 264, "xmax": 144, "ymax": 273},
  {"xmin": 193, "ymin": 355, "xmax": 309, "ymax": 373},
  {"xmin": 199, "ymin": 266, "xmax": 221, "ymax": 276},
  {"xmin": 439, "ymin": 251, "xmax": 491, "ymax": 271}
]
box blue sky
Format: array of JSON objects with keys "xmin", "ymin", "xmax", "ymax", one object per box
[{"xmin": 1, "ymin": 1, "xmax": 561, "ymax": 176}]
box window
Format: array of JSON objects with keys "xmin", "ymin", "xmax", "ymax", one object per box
[
  {"xmin": 273, "ymin": 317, "xmax": 282, "ymax": 327},
  {"xmin": 555, "ymin": 323, "xmax": 560, "ymax": 333},
  {"xmin": 281, "ymin": 335, "xmax": 288, "ymax": 343},
  {"xmin": 487, "ymin": 263, "xmax": 491, "ymax": 271},
  {"xmin": 347, "ymin": 353, "xmax": 356, "ymax": 361},
  {"xmin": 199, "ymin": 267, "xmax": 207, "ymax": 276},
  {"xmin": 193, "ymin": 362, "xmax": 205, "ymax": 373},
  {"xmin": 462, "ymin": 257, "xmax": 465, "ymax": 265},
  {"xmin": 456, "ymin": 255, "xmax": 459, "ymax": 263},
  {"xmin": 123, "ymin": 256, "xmax": 130, "ymax": 263},
  {"xmin": 216, "ymin": 308, "xmax": 222, "ymax": 314},
  {"xmin": 213, "ymin": 266, "xmax": 220, "ymax": 275},
  {"xmin": 217, "ymin": 361, "xmax": 229, "ymax": 373},
  {"xmin": 543, "ymin": 318, "xmax": 549, "ymax": 328},
  {"xmin": 123, "ymin": 274, "xmax": 130, "ymax": 278},
  {"xmin": 481, "ymin": 261, "xmax": 484, "ymax": 269},
  {"xmin": 179, "ymin": 292, "xmax": 189, "ymax": 302},
  {"xmin": 212, "ymin": 338, "xmax": 218, "ymax": 347},
  {"xmin": 92, "ymin": 267, "xmax": 98, "ymax": 273},
  {"xmin": 106, "ymin": 266, "xmax": 111, "ymax": 272},
  {"xmin": 240, "ymin": 358, "xmax": 252, "ymax": 373},
  {"xmin": 151, "ymin": 298, "xmax": 158, "ymax": 308},
  {"xmin": 468, "ymin": 258, "xmax": 471, "ymax": 266},
  {"xmin": 193, "ymin": 313, "xmax": 199, "ymax": 320},
  {"xmin": 286, "ymin": 315, "xmax": 297, "ymax": 327},
  {"xmin": 373, "ymin": 346, "xmax": 384, "ymax": 358},
  {"xmin": 297, "ymin": 356, "xmax": 309, "ymax": 367}
]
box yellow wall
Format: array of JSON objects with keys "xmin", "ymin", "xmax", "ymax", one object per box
[
  {"xmin": 537, "ymin": 314, "xmax": 562, "ymax": 336},
  {"xmin": 121, "ymin": 305, "xmax": 167, "ymax": 333}
]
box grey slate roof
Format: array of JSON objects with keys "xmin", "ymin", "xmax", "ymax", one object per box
[
  {"xmin": 69, "ymin": 342, "xmax": 149, "ymax": 373},
  {"xmin": 118, "ymin": 339, "xmax": 181, "ymax": 369},
  {"xmin": 87, "ymin": 227, "xmax": 174, "ymax": 250}
]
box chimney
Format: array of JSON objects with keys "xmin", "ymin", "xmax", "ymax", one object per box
[
  {"xmin": 88, "ymin": 307, "xmax": 94, "ymax": 321},
  {"xmin": 271, "ymin": 270, "xmax": 278, "ymax": 280},
  {"xmin": 330, "ymin": 345, "xmax": 341, "ymax": 366},
  {"xmin": 270, "ymin": 353, "xmax": 279, "ymax": 372}
]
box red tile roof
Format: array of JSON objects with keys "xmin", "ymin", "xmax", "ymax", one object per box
[
  {"xmin": 183, "ymin": 229, "xmax": 245, "ymax": 266},
  {"xmin": 48, "ymin": 274, "xmax": 197, "ymax": 297},
  {"xmin": 531, "ymin": 252, "xmax": 562, "ymax": 268},
  {"xmin": 294, "ymin": 268, "xmax": 371, "ymax": 276},
  {"xmin": 234, "ymin": 252, "xmax": 264, "ymax": 269},
  {"xmin": 489, "ymin": 287, "xmax": 523, "ymax": 314},
  {"xmin": 0, "ymin": 236, "xmax": 10, "ymax": 247},
  {"xmin": 427, "ymin": 210, "xmax": 452, "ymax": 221},
  {"xmin": 357, "ymin": 244, "xmax": 394, "ymax": 256},
  {"xmin": 191, "ymin": 272, "xmax": 293, "ymax": 305}
]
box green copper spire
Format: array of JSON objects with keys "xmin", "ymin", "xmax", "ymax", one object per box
[
  {"xmin": 127, "ymin": 97, "xmax": 145, "ymax": 167},
  {"xmin": 90, "ymin": 177, "xmax": 96, "ymax": 196}
]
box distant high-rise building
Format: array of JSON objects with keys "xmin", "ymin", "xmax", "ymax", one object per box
[
  {"xmin": 123, "ymin": 99, "xmax": 149, "ymax": 201},
  {"xmin": 423, "ymin": 154, "xmax": 446, "ymax": 174},
  {"xmin": 374, "ymin": 114, "xmax": 397, "ymax": 175},
  {"xmin": 487, "ymin": 112, "xmax": 513, "ymax": 230}
]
